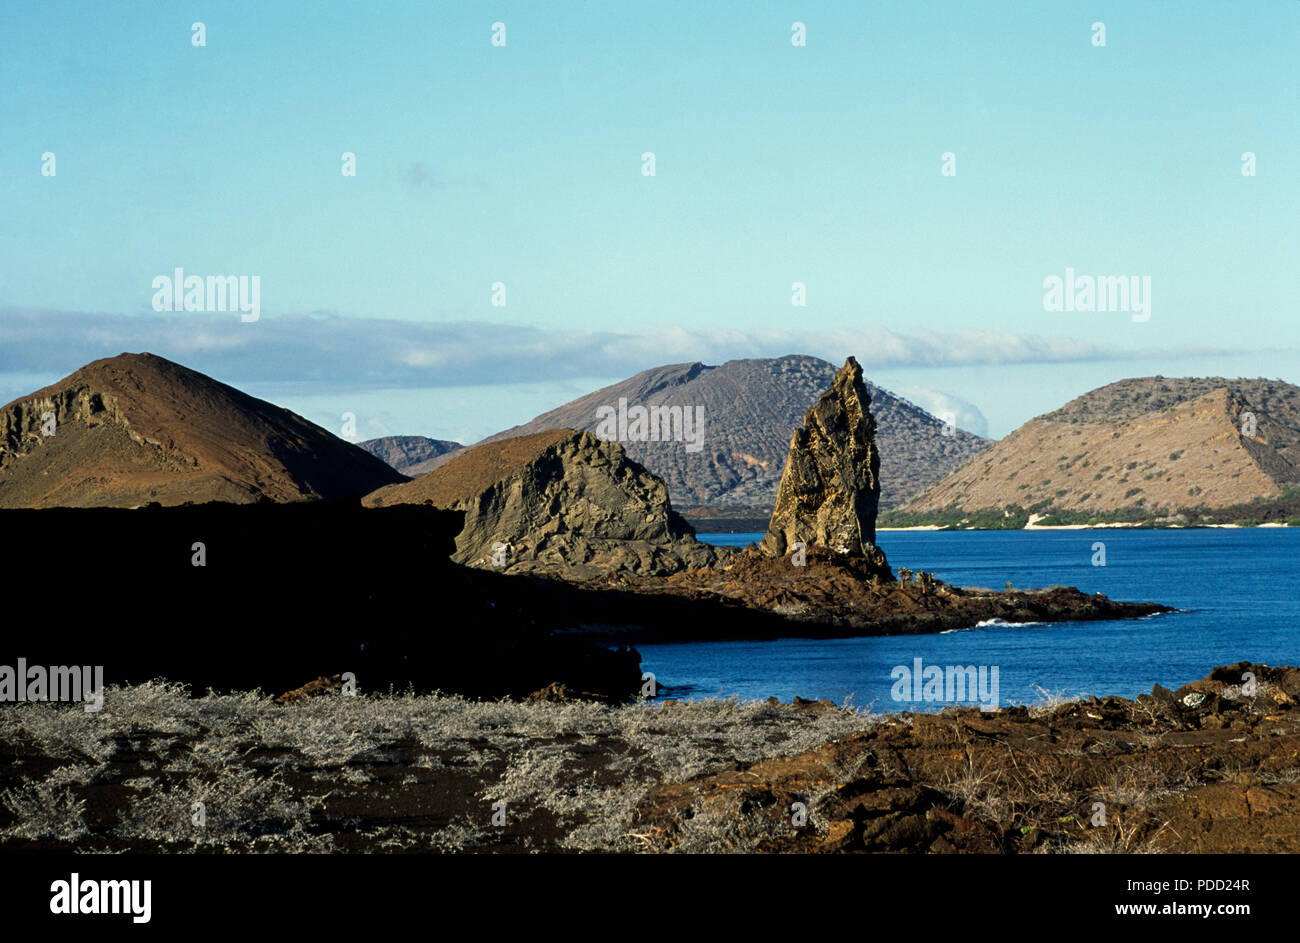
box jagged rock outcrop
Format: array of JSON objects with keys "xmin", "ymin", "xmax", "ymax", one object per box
[
  {"xmin": 364, "ymin": 429, "xmax": 723, "ymax": 579},
  {"xmin": 759, "ymin": 357, "xmax": 887, "ymax": 569},
  {"xmin": 0, "ymin": 352, "xmax": 406, "ymax": 507}
]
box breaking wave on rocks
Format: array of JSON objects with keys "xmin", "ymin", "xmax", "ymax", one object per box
[{"xmin": 942, "ymin": 618, "xmax": 1049, "ymax": 633}]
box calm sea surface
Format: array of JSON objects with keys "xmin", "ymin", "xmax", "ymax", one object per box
[{"xmin": 637, "ymin": 529, "xmax": 1300, "ymax": 710}]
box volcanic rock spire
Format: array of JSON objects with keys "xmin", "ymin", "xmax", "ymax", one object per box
[{"xmin": 759, "ymin": 356, "xmax": 885, "ymax": 561}]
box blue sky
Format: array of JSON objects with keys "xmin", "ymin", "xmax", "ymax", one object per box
[{"xmin": 1, "ymin": 1, "xmax": 1296, "ymax": 442}]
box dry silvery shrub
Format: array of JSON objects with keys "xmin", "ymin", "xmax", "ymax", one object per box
[
  {"xmin": 0, "ymin": 769, "xmax": 91, "ymax": 843},
  {"xmin": 113, "ymin": 765, "xmax": 331, "ymax": 852}
]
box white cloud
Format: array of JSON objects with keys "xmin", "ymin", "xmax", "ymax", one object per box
[
  {"xmin": 889, "ymin": 386, "xmax": 990, "ymax": 437},
  {"xmin": 0, "ymin": 307, "xmax": 1239, "ymax": 394}
]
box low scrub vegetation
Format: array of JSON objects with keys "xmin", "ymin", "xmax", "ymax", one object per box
[{"xmin": 0, "ymin": 682, "xmax": 878, "ymax": 853}]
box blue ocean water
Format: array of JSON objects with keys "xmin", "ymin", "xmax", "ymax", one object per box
[{"xmin": 638, "ymin": 529, "xmax": 1300, "ymax": 710}]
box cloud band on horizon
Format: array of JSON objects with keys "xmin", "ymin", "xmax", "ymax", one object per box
[{"xmin": 0, "ymin": 308, "xmax": 1246, "ymax": 391}]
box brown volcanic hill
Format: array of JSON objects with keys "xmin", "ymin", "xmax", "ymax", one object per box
[
  {"xmin": 373, "ymin": 429, "xmax": 572, "ymax": 508},
  {"xmin": 905, "ymin": 377, "xmax": 1300, "ymax": 515},
  {"xmin": 0, "ymin": 352, "xmax": 406, "ymax": 507},
  {"xmin": 364, "ymin": 429, "xmax": 721, "ymax": 578},
  {"xmin": 358, "ymin": 435, "xmax": 463, "ymax": 477},
  {"xmin": 472, "ymin": 355, "xmax": 990, "ymax": 509}
]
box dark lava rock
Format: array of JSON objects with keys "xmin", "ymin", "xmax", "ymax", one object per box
[{"xmin": 0, "ymin": 501, "xmax": 646, "ymax": 701}]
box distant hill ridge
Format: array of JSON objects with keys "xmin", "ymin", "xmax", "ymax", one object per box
[
  {"xmin": 906, "ymin": 376, "xmax": 1300, "ymax": 516},
  {"xmin": 358, "ymin": 435, "xmax": 463, "ymax": 477},
  {"xmin": 475, "ymin": 354, "xmax": 990, "ymax": 509}
]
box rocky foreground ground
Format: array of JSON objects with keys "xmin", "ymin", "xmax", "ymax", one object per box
[{"xmin": 1, "ymin": 663, "xmax": 1296, "ymax": 853}]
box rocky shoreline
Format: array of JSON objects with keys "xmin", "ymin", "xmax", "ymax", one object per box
[{"xmin": 572, "ymin": 547, "xmax": 1170, "ymax": 644}]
